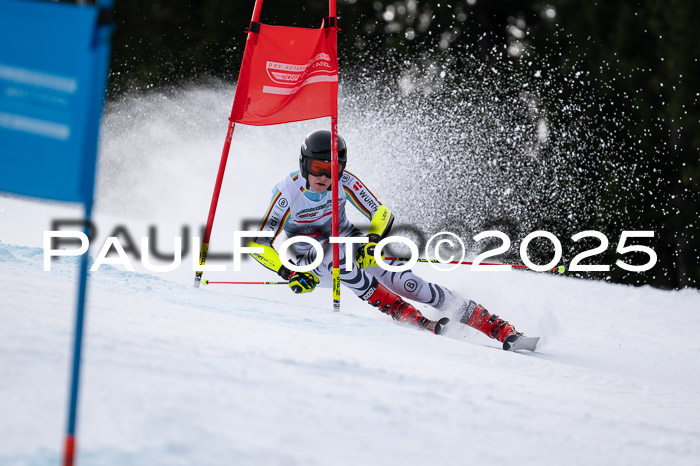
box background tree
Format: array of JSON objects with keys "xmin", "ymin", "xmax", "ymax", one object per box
[{"xmin": 106, "ymin": 0, "xmax": 699, "ymax": 289}]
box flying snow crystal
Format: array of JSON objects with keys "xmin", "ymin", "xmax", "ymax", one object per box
[
  {"xmin": 99, "ymin": 35, "xmax": 639, "ymax": 263},
  {"xmin": 537, "ymin": 118, "xmax": 549, "ymax": 143}
]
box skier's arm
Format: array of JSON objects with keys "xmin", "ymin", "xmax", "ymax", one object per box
[
  {"xmin": 356, "ymin": 205, "xmax": 395, "ymax": 269},
  {"xmin": 247, "ymin": 241, "xmax": 287, "ymax": 276},
  {"xmin": 253, "ymin": 189, "xmax": 289, "ymax": 248},
  {"xmin": 249, "ymin": 191, "xmax": 318, "ymax": 293},
  {"xmin": 247, "ymin": 241, "xmax": 318, "ymax": 293},
  {"xmin": 342, "ymin": 170, "xmax": 383, "ymax": 220},
  {"xmin": 340, "ymin": 172, "xmax": 395, "ymax": 269},
  {"xmin": 367, "ymin": 205, "xmax": 394, "ymax": 243}
]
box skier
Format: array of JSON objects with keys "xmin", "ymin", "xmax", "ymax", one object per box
[{"xmin": 249, "ymin": 129, "xmax": 534, "ymax": 350}]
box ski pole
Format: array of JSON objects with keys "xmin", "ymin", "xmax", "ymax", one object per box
[
  {"xmin": 383, "ymin": 257, "xmax": 566, "ymax": 273},
  {"xmin": 202, "ymin": 279, "xmax": 288, "ymax": 285}
]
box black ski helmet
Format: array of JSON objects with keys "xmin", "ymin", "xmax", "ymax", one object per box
[{"xmin": 299, "ymin": 129, "xmax": 347, "ymax": 179}]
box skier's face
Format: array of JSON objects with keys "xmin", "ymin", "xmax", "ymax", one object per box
[{"xmin": 307, "ymin": 173, "xmax": 331, "ymax": 193}]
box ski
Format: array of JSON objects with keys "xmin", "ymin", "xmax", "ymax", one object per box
[{"xmin": 502, "ymin": 334, "xmax": 540, "ymax": 352}]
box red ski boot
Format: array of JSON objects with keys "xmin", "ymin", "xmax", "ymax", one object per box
[
  {"xmin": 361, "ymin": 279, "xmax": 449, "ymax": 334},
  {"xmin": 458, "ymin": 300, "xmax": 519, "ymax": 342}
]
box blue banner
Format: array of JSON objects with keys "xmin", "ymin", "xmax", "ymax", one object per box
[{"xmin": 0, "ymin": 0, "xmax": 113, "ymax": 203}]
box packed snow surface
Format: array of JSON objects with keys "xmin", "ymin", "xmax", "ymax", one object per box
[
  {"xmin": 1, "ymin": 234, "xmax": 699, "ymax": 465},
  {"xmin": 1, "ymin": 86, "xmax": 699, "ymax": 465}
]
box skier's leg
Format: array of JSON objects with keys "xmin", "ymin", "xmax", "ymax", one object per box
[
  {"xmin": 367, "ymin": 261, "xmax": 519, "ymax": 343},
  {"xmin": 358, "ymin": 276, "xmax": 448, "ymax": 334},
  {"xmin": 366, "ymin": 259, "xmax": 453, "ymax": 309},
  {"xmin": 447, "ymin": 299, "xmax": 519, "ymax": 342},
  {"xmin": 294, "ymin": 239, "xmax": 373, "ymax": 292},
  {"xmin": 296, "ymin": 243, "xmax": 446, "ymax": 334}
]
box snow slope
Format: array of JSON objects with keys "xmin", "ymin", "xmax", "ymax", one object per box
[
  {"xmin": 1, "ymin": 237, "xmax": 699, "ymax": 466},
  {"xmin": 2, "ymin": 86, "xmax": 700, "ymax": 465}
]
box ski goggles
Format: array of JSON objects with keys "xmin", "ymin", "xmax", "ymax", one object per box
[{"xmin": 306, "ymin": 159, "xmax": 344, "ymax": 178}]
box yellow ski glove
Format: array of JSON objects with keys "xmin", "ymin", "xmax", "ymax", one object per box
[
  {"xmin": 287, "ymin": 270, "xmax": 319, "ymax": 294},
  {"xmin": 356, "ymin": 205, "xmax": 393, "ymax": 269},
  {"xmin": 355, "ymin": 242, "xmax": 385, "ymax": 269}
]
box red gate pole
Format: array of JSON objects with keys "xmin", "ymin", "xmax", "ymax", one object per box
[
  {"xmin": 329, "ymin": 0, "xmax": 340, "ymax": 311},
  {"xmin": 194, "ymin": 0, "xmax": 265, "ymax": 287},
  {"xmin": 194, "ymin": 121, "xmax": 235, "ymax": 287}
]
